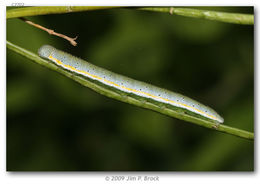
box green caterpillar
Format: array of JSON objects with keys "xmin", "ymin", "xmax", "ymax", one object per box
[{"xmin": 38, "ymin": 45, "xmax": 224, "ymax": 124}]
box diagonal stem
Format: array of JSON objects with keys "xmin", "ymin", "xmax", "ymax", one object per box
[
  {"xmin": 19, "ymin": 17, "xmax": 78, "ymax": 46},
  {"xmin": 6, "ymin": 41, "xmax": 254, "ymax": 140}
]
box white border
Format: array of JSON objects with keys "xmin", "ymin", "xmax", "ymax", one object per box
[
  {"xmin": 3, "ymin": 0, "xmax": 256, "ymax": 6},
  {"xmin": 1, "ymin": 0, "xmax": 258, "ymax": 186}
]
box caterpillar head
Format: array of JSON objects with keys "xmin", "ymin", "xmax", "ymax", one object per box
[{"xmin": 38, "ymin": 45, "xmax": 55, "ymax": 58}]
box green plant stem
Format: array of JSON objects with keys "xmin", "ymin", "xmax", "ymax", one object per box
[
  {"xmin": 6, "ymin": 6, "xmax": 119, "ymax": 19},
  {"xmin": 7, "ymin": 6, "xmax": 254, "ymax": 25},
  {"xmin": 139, "ymin": 7, "xmax": 254, "ymax": 25},
  {"xmin": 6, "ymin": 41, "xmax": 254, "ymax": 140}
]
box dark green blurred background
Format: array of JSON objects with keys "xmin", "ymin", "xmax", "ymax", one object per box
[{"xmin": 7, "ymin": 7, "xmax": 254, "ymax": 171}]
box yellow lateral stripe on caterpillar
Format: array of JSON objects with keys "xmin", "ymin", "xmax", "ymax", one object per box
[{"xmin": 48, "ymin": 54, "xmax": 218, "ymax": 121}]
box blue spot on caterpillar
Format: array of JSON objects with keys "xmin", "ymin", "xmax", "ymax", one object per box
[{"xmin": 38, "ymin": 45, "xmax": 224, "ymax": 124}]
